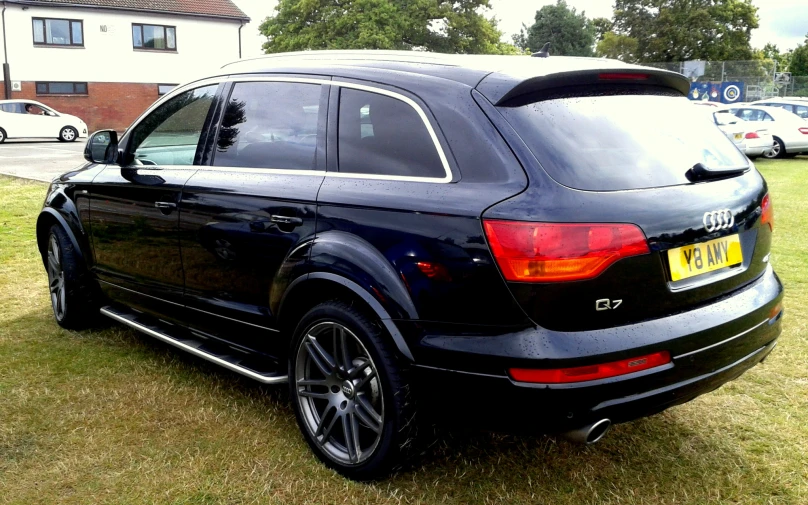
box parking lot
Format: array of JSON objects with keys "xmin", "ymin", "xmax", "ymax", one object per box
[{"xmin": 0, "ymin": 139, "xmax": 87, "ymax": 182}]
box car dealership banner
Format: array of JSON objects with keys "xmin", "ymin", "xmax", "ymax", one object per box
[{"xmin": 688, "ymin": 82, "xmax": 745, "ymax": 104}]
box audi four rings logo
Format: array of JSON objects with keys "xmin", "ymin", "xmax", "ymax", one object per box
[{"xmin": 703, "ymin": 209, "xmax": 734, "ymax": 232}]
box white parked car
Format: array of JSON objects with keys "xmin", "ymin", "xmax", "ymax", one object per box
[
  {"xmin": 0, "ymin": 99, "xmax": 88, "ymax": 143},
  {"xmin": 712, "ymin": 111, "xmax": 774, "ymax": 159},
  {"xmin": 751, "ymin": 98, "xmax": 808, "ymax": 119},
  {"xmin": 720, "ymin": 105, "xmax": 808, "ymax": 159}
]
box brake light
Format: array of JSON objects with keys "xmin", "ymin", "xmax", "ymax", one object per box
[
  {"xmin": 483, "ymin": 221, "xmax": 649, "ymax": 283},
  {"xmin": 509, "ymin": 351, "xmax": 671, "ymax": 384},
  {"xmin": 761, "ymin": 194, "xmax": 774, "ymax": 231},
  {"xmin": 799, "ymin": 127, "xmax": 808, "ymax": 135},
  {"xmin": 598, "ymin": 73, "xmax": 649, "ymax": 81},
  {"xmin": 745, "ymin": 132, "xmax": 760, "ymax": 139}
]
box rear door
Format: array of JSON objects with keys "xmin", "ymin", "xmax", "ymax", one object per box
[
  {"xmin": 483, "ymin": 91, "xmax": 771, "ymax": 332},
  {"xmin": 89, "ymin": 84, "xmax": 220, "ymax": 321},
  {"xmin": 179, "ymin": 78, "xmax": 326, "ymax": 353}
]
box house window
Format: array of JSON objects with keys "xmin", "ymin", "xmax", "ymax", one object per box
[
  {"xmin": 133, "ymin": 24, "xmax": 176, "ymax": 50},
  {"xmin": 36, "ymin": 82, "xmax": 88, "ymax": 95},
  {"xmin": 158, "ymin": 84, "xmax": 178, "ymax": 96},
  {"xmin": 33, "ymin": 18, "xmax": 83, "ymax": 46}
]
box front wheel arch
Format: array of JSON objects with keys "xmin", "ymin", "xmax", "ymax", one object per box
[
  {"xmin": 37, "ymin": 210, "xmax": 85, "ymax": 268},
  {"xmin": 0, "ymin": 127, "xmax": 7, "ymax": 142}
]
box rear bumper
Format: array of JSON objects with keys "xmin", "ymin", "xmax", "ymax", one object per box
[{"xmin": 405, "ymin": 266, "xmax": 784, "ymax": 431}]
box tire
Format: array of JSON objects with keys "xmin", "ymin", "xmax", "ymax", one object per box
[
  {"xmin": 0, "ymin": 127, "xmax": 6, "ymax": 143},
  {"xmin": 45, "ymin": 224, "xmax": 99, "ymax": 330},
  {"xmin": 763, "ymin": 137, "xmax": 786, "ymax": 159},
  {"xmin": 289, "ymin": 300, "xmax": 418, "ymax": 480},
  {"xmin": 58, "ymin": 126, "xmax": 78, "ymax": 142}
]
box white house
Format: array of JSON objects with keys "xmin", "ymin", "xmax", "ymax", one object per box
[{"xmin": 0, "ymin": 0, "xmax": 250, "ymax": 131}]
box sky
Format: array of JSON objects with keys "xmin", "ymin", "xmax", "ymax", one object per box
[{"xmin": 232, "ymin": 0, "xmax": 808, "ymax": 58}]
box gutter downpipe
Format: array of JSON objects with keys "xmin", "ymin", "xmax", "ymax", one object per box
[
  {"xmin": 238, "ymin": 21, "xmax": 243, "ymax": 59},
  {"xmin": 2, "ymin": 2, "xmax": 11, "ymax": 99}
]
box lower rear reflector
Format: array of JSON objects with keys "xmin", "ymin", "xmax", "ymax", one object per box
[{"xmin": 509, "ymin": 351, "xmax": 671, "ymax": 384}]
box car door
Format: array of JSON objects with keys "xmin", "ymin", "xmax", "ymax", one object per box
[
  {"xmin": 88, "ymin": 83, "xmax": 221, "ymax": 322},
  {"xmin": 179, "ymin": 78, "xmax": 326, "ymax": 353}
]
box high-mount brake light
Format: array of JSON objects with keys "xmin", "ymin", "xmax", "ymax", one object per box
[
  {"xmin": 509, "ymin": 351, "xmax": 672, "ymax": 384},
  {"xmin": 483, "ymin": 221, "xmax": 649, "ymax": 283},
  {"xmin": 761, "ymin": 194, "xmax": 774, "ymax": 231},
  {"xmin": 598, "ymin": 73, "xmax": 650, "ymax": 81}
]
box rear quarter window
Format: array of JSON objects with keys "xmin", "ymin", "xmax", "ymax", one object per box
[
  {"xmin": 337, "ymin": 88, "xmax": 446, "ymax": 179},
  {"xmin": 498, "ymin": 94, "xmax": 749, "ymax": 191}
]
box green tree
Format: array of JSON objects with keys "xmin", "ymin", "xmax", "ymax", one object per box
[
  {"xmin": 592, "ymin": 17, "xmax": 613, "ymax": 41},
  {"xmin": 259, "ymin": 0, "xmax": 518, "ymax": 54},
  {"xmin": 520, "ymin": 0, "xmax": 595, "ymax": 56},
  {"xmin": 611, "ymin": 0, "xmax": 759, "ymax": 62},
  {"xmin": 596, "ymin": 32, "xmax": 639, "ymax": 62},
  {"xmin": 791, "ymin": 44, "xmax": 808, "ymax": 76}
]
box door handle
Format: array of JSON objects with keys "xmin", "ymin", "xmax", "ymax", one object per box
[
  {"xmin": 269, "ymin": 215, "xmax": 303, "ymax": 226},
  {"xmin": 154, "ymin": 202, "xmax": 177, "ymax": 215}
]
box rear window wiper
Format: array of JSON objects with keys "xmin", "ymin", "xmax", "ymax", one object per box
[{"xmin": 687, "ymin": 162, "xmax": 749, "ymax": 182}]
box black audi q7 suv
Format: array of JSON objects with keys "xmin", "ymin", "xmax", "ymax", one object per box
[{"xmin": 38, "ymin": 51, "xmax": 784, "ymax": 480}]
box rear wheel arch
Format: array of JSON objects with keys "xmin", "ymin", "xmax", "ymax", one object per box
[{"xmin": 278, "ymin": 274, "xmax": 414, "ymax": 362}]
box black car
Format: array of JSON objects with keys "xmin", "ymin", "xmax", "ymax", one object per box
[{"xmin": 38, "ymin": 51, "xmax": 783, "ymax": 480}]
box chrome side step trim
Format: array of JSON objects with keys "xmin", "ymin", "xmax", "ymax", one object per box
[
  {"xmin": 100, "ymin": 307, "xmax": 288, "ymax": 384},
  {"xmin": 673, "ymin": 319, "xmax": 768, "ymax": 360}
]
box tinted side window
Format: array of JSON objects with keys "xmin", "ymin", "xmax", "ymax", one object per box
[
  {"xmin": 1, "ymin": 103, "xmax": 22, "ymax": 113},
  {"xmin": 795, "ymin": 105, "xmax": 808, "ymax": 118},
  {"xmin": 214, "ymin": 82, "xmax": 321, "ymax": 170},
  {"xmin": 129, "ymin": 85, "xmax": 217, "ymax": 166},
  {"xmin": 338, "ymin": 88, "xmax": 445, "ymax": 178}
]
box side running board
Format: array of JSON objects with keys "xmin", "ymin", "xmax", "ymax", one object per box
[{"xmin": 100, "ymin": 306, "xmax": 288, "ymax": 384}]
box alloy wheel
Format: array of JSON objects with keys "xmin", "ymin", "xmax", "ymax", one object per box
[
  {"xmin": 295, "ymin": 321, "xmax": 384, "ymax": 466},
  {"xmin": 61, "ymin": 128, "xmax": 76, "ymax": 142},
  {"xmin": 46, "ymin": 234, "xmax": 66, "ymax": 321},
  {"xmin": 764, "ymin": 140, "xmax": 781, "ymax": 159}
]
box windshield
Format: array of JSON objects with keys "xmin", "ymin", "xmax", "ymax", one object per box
[{"xmin": 498, "ymin": 94, "xmax": 749, "ymax": 191}]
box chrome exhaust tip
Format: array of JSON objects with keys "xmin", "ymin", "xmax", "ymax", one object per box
[{"xmin": 561, "ymin": 418, "xmax": 612, "ymax": 445}]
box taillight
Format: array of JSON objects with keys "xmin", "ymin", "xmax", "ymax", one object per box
[
  {"xmin": 761, "ymin": 194, "xmax": 774, "ymax": 231},
  {"xmin": 482, "ymin": 221, "xmax": 649, "ymax": 283},
  {"xmin": 745, "ymin": 132, "xmax": 760, "ymax": 139},
  {"xmin": 509, "ymin": 351, "xmax": 671, "ymax": 384},
  {"xmin": 799, "ymin": 127, "xmax": 808, "ymax": 135},
  {"xmin": 598, "ymin": 73, "xmax": 649, "ymax": 81}
]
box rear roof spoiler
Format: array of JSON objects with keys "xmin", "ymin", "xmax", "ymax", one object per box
[{"xmin": 478, "ymin": 64, "xmax": 691, "ymax": 106}]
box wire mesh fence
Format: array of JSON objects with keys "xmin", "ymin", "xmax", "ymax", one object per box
[{"xmin": 645, "ymin": 60, "xmax": 808, "ymax": 102}]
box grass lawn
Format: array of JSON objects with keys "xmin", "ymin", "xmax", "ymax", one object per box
[{"xmin": 1, "ymin": 159, "xmax": 806, "ymax": 504}]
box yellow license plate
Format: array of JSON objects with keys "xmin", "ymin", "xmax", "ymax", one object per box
[
  {"xmin": 734, "ymin": 133, "xmax": 743, "ymax": 140},
  {"xmin": 667, "ymin": 234, "xmax": 743, "ymax": 281}
]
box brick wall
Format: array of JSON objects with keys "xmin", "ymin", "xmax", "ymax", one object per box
[{"xmin": 1, "ymin": 81, "xmax": 160, "ymax": 133}]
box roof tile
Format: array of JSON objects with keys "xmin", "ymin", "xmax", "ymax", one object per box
[{"xmin": 22, "ymin": 0, "xmax": 249, "ymax": 21}]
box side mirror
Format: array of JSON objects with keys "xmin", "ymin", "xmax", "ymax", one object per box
[{"xmin": 84, "ymin": 130, "xmax": 119, "ymax": 164}]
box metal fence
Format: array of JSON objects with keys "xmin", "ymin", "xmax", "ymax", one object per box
[{"xmin": 645, "ymin": 60, "xmax": 808, "ymax": 101}]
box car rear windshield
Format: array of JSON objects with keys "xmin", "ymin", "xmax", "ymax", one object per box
[{"xmin": 498, "ymin": 94, "xmax": 749, "ymax": 191}]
